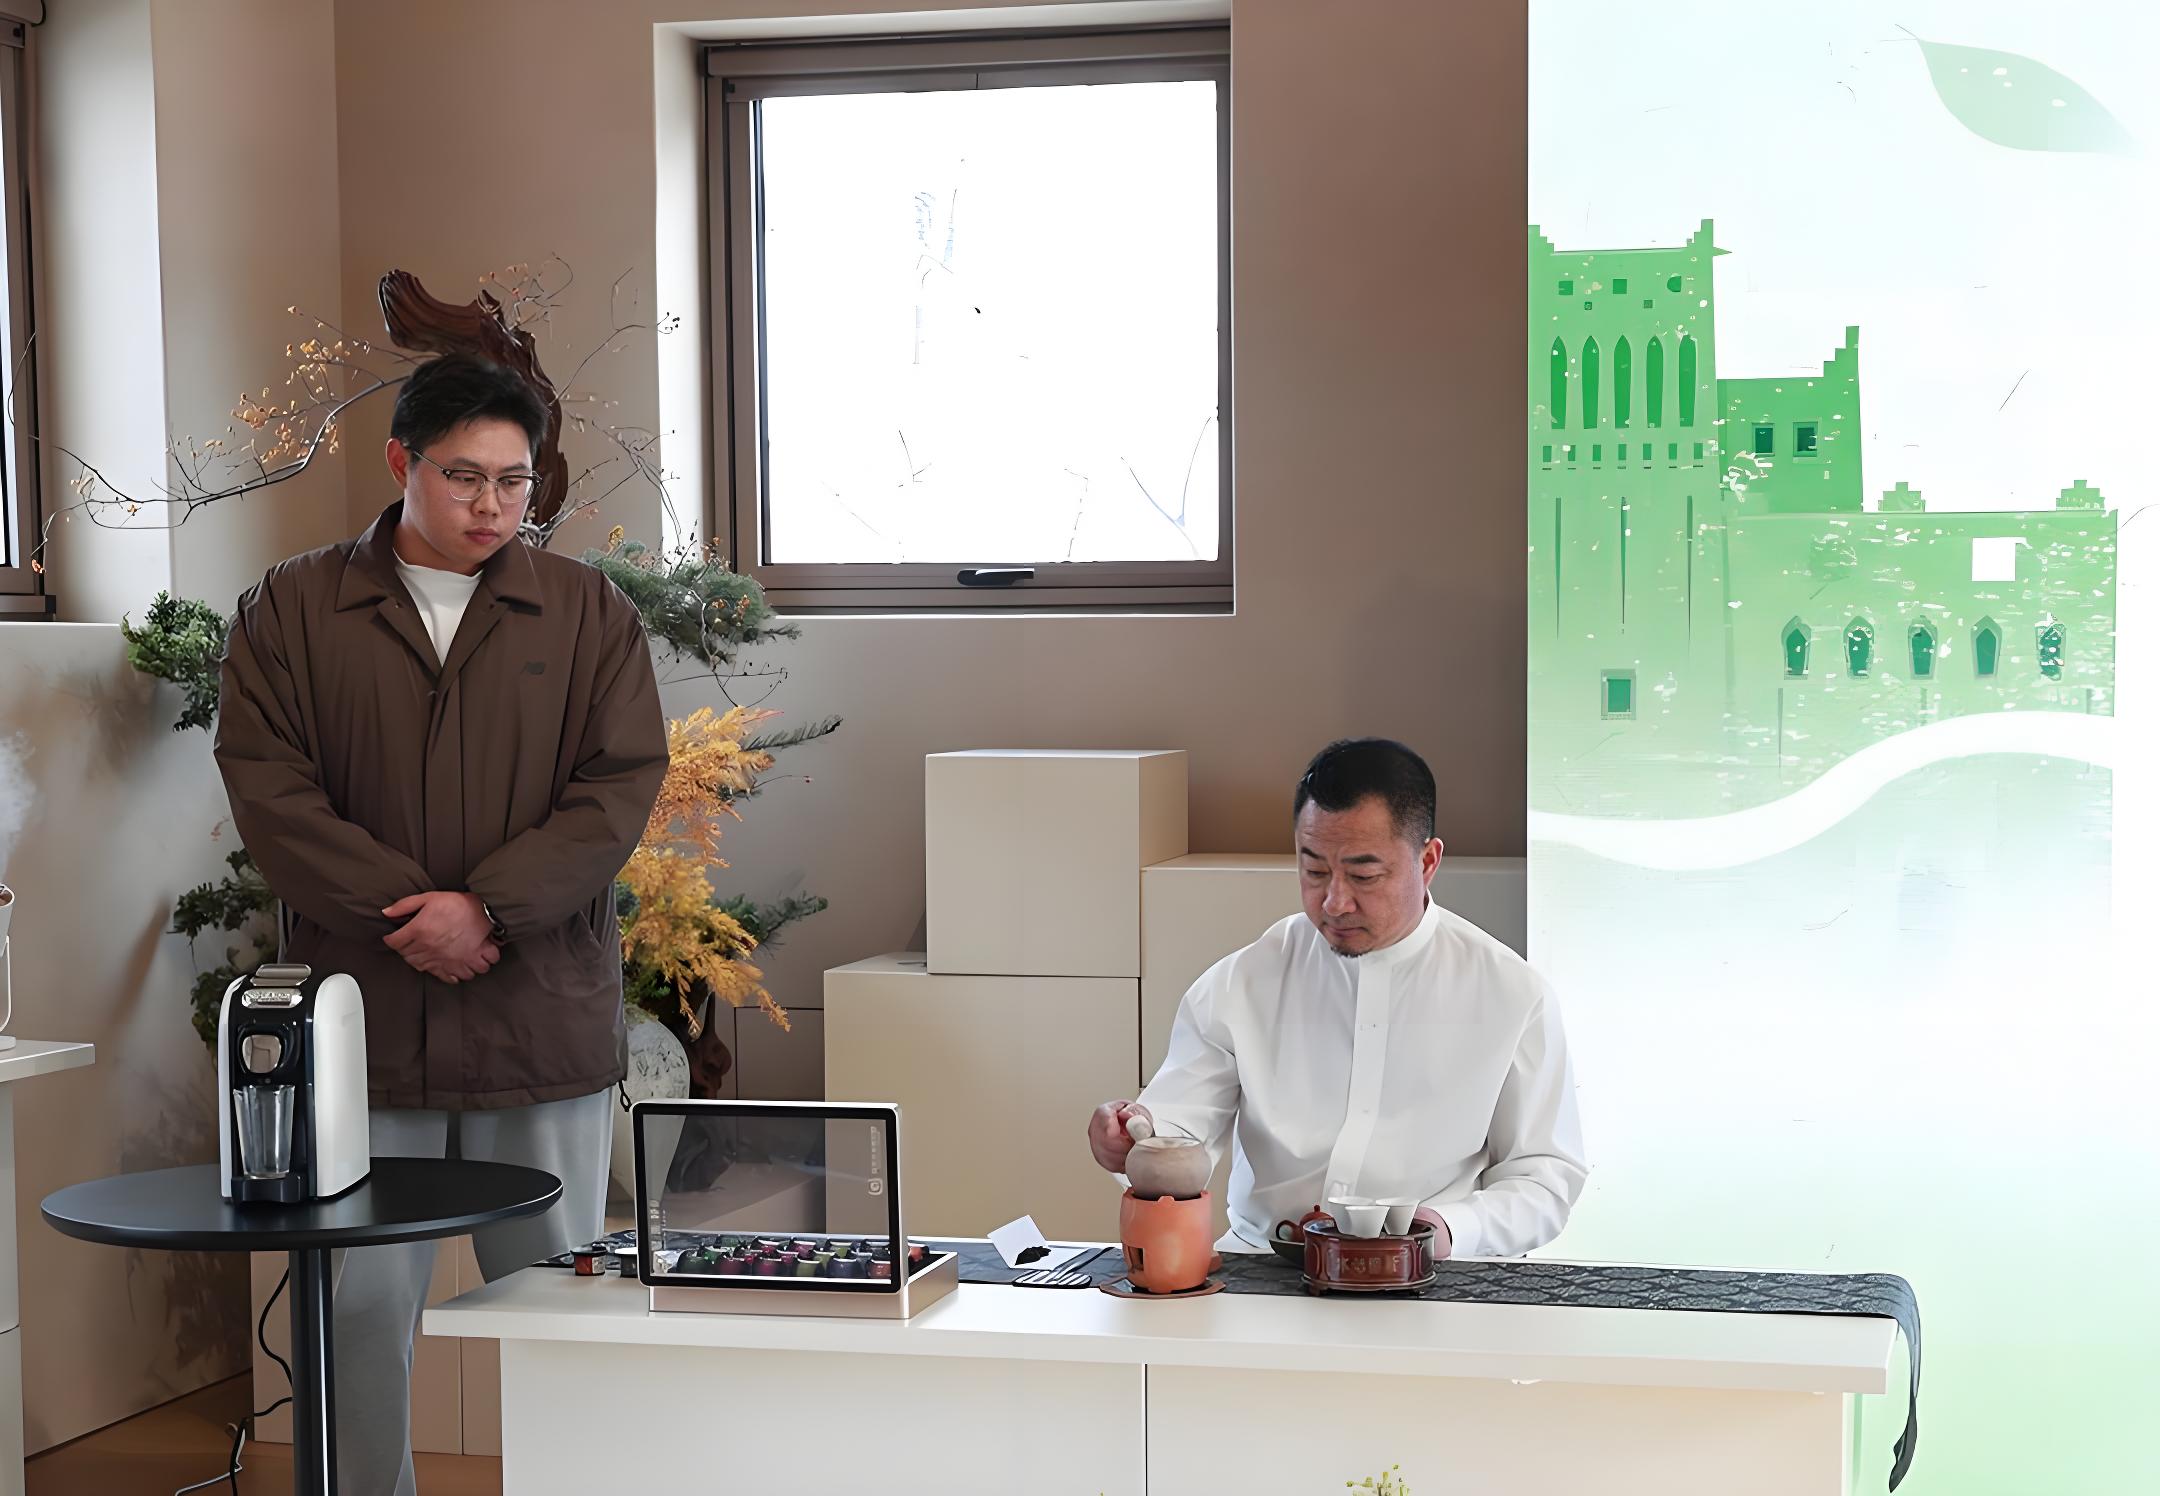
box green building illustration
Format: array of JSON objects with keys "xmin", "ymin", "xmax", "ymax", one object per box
[{"xmin": 1527, "ymin": 219, "xmax": 2118, "ymax": 824}]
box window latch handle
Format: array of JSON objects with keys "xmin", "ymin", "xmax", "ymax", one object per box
[{"xmin": 956, "ymin": 568, "xmax": 1035, "ymax": 587}]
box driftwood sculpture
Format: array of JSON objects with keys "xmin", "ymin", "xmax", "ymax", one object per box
[{"xmin": 378, "ymin": 269, "xmax": 573, "ymax": 526}]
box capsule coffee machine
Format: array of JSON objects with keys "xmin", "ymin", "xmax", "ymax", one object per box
[{"xmin": 217, "ymin": 963, "xmax": 370, "ymax": 1204}]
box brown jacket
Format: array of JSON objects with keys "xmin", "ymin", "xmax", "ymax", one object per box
[{"xmin": 214, "ymin": 503, "xmax": 666, "ymax": 1110}]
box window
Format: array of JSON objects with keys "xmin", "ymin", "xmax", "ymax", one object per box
[
  {"xmin": 1643, "ymin": 299, "xmax": 1654, "ymax": 309},
  {"xmin": 1783, "ymin": 619, "xmax": 1811, "ymax": 677},
  {"xmin": 1612, "ymin": 277, "xmax": 1628, "ymax": 294},
  {"xmin": 1844, "ymin": 617, "xmax": 1875, "ymax": 677},
  {"xmin": 1613, "ymin": 337, "xmax": 1632, "ymax": 427},
  {"xmin": 1971, "ymin": 537, "xmax": 2021, "ymax": 582},
  {"xmin": 1558, "ymin": 278, "xmax": 1574, "ymax": 294},
  {"xmin": 1549, "ymin": 338, "xmax": 1568, "ymax": 429},
  {"xmin": 710, "ymin": 27, "xmax": 1230, "ymax": 610},
  {"xmin": 1645, "ymin": 335, "xmax": 1664, "ymax": 426},
  {"xmin": 1752, "ymin": 424, "xmax": 1775, "ymax": 456},
  {"xmin": 1666, "ymin": 274, "xmax": 1684, "ymax": 292},
  {"xmin": 1542, "ymin": 444, "xmax": 1553, "ymax": 464},
  {"xmin": 1974, "ymin": 617, "xmax": 2001, "ymax": 678},
  {"xmin": 1795, "ymin": 421, "xmax": 1819, "ymax": 456},
  {"xmin": 2037, "ymin": 622, "xmax": 2065, "ymax": 680},
  {"xmin": 1601, "ymin": 670, "xmax": 1636, "ymax": 719},
  {"xmin": 1677, "ymin": 333, "xmax": 1697, "ymax": 425},
  {"xmin": 1642, "ymin": 443, "xmax": 1652, "ymax": 460},
  {"xmin": 1591, "ymin": 445, "xmax": 1602, "ymax": 462},
  {"xmin": 1581, "ymin": 336, "xmax": 1601, "ymax": 427},
  {"xmin": 0, "ymin": 22, "xmax": 41, "ymax": 612},
  {"xmin": 1910, "ymin": 622, "xmax": 1937, "ymax": 678},
  {"xmin": 1693, "ymin": 441, "xmax": 1705, "ymax": 459},
  {"xmin": 1668, "ymin": 442, "xmax": 1679, "ymax": 460}
]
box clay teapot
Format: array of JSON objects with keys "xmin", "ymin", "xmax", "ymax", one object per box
[{"xmin": 1125, "ymin": 1136, "xmax": 1210, "ymax": 1200}]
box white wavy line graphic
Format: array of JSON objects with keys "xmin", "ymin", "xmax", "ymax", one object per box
[{"xmin": 1530, "ymin": 710, "xmax": 2117, "ymax": 871}]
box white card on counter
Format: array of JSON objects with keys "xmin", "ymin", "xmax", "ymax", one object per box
[{"xmin": 987, "ymin": 1215, "xmax": 1087, "ymax": 1272}]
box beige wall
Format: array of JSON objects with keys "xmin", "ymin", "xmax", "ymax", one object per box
[
  {"xmin": 150, "ymin": 0, "xmax": 347, "ymax": 614},
  {"xmin": 328, "ymin": 0, "xmax": 1528, "ymax": 1087},
  {"xmin": 0, "ymin": 626, "xmax": 250, "ymax": 1451}
]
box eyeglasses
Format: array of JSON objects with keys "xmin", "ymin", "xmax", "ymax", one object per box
[{"xmin": 404, "ymin": 444, "xmax": 540, "ymax": 507}]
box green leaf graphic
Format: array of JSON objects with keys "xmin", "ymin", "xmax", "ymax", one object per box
[{"xmin": 1915, "ymin": 37, "xmax": 2135, "ymax": 155}]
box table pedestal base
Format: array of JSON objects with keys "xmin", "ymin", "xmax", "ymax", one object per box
[{"xmin": 287, "ymin": 1247, "xmax": 335, "ymax": 1496}]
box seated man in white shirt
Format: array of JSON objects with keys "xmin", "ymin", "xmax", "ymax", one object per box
[{"xmin": 1088, "ymin": 738, "xmax": 1587, "ymax": 1258}]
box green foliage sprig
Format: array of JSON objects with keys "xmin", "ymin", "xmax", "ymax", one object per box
[
  {"xmin": 170, "ymin": 850, "xmax": 277, "ymax": 1045},
  {"xmin": 119, "ymin": 591, "xmax": 228, "ymax": 733}
]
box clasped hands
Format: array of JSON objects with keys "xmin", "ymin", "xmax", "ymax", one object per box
[{"xmin": 382, "ymin": 892, "xmax": 499, "ymax": 983}]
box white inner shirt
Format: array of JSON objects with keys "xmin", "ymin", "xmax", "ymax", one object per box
[
  {"xmin": 1138, "ymin": 898, "xmax": 1588, "ymax": 1258},
  {"xmin": 394, "ymin": 555, "xmax": 483, "ymax": 665}
]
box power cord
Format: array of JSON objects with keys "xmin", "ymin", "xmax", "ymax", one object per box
[{"xmin": 174, "ymin": 1266, "xmax": 294, "ymax": 1496}]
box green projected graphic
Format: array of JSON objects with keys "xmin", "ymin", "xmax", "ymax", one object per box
[
  {"xmin": 1529, "ymin": 219, "xmax": 2115, "ymax": 826},
  {"xmin": 1529, "ymin": 6, "xmax": 2155, "ymax": 1491}
]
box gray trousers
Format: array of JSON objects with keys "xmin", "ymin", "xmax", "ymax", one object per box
[{"xmin": 331, "ymin": 1089, "xmax": 612, "ymax": 1496}]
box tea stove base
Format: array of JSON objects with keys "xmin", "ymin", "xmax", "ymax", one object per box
[{"xmin": 1095, "ymin": 1275, "xmax": 1223, "ymax": 1300}]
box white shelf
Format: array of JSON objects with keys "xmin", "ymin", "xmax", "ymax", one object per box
[{"xmin": 0, "ymin": 1042, "xmax": 93, "ymax": 1086}]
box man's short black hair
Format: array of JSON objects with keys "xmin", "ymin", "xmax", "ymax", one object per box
[
  {"xmin": 389, "ymin": 352, "xmax": 549, "ymax": 458},
  {"xmin": 1293, "ymin": 738, "xmax": 1437, "ymax": 847}
]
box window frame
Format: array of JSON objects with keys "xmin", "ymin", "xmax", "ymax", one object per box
[
  {"xmin": 706, "ymin": 25, "xmax": 1233, "ymax": 613},
  {"xmin": 0, "ymin": 22, "xmax": 45, "ymax": 611}
]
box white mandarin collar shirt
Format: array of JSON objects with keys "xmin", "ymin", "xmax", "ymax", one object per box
[{"xmin": 1138, "ymin": 898, "xmax": 1587, "ymax": 1258}]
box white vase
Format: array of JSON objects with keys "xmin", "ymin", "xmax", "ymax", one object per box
[{"xmin": 608, "ymin": 1010, "xmax": 690, "ymax": 1201}]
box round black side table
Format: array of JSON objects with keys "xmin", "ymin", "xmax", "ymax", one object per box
[{"xmin": 42, "ymin": 1157, "xmax": 560, "ymax": 1495}]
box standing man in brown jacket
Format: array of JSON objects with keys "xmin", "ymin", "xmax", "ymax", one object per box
[{"xmin": 214, "ymin": 352, "xmax": 667, "ymax": 1495}]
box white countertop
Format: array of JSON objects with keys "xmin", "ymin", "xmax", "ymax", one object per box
[
  {"xmin": 0, "ymin": 1040, "xmax": 94, "ymax": 1085},
  {"xmin": 427, "ymin": 1253, "xmax": 1897, "ymax": 1397}
]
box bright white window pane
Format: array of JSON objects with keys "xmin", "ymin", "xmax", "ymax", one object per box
[
  {"xmin": 759, "ymin": 81, "xmax": 1220, "ymax": 566},
  {"xmin": 1970, "ymin": 536, "xmax": 2021, "ymax": 582}
]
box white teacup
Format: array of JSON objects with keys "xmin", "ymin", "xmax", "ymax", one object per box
[
  {"xmin": 1326, "ymin": 1197, "xmax": 1387, "ymax": 1238},
  {"xmin": 1381, "ymin": 1201, "xmax": 1417, "ymax": 1236}
]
